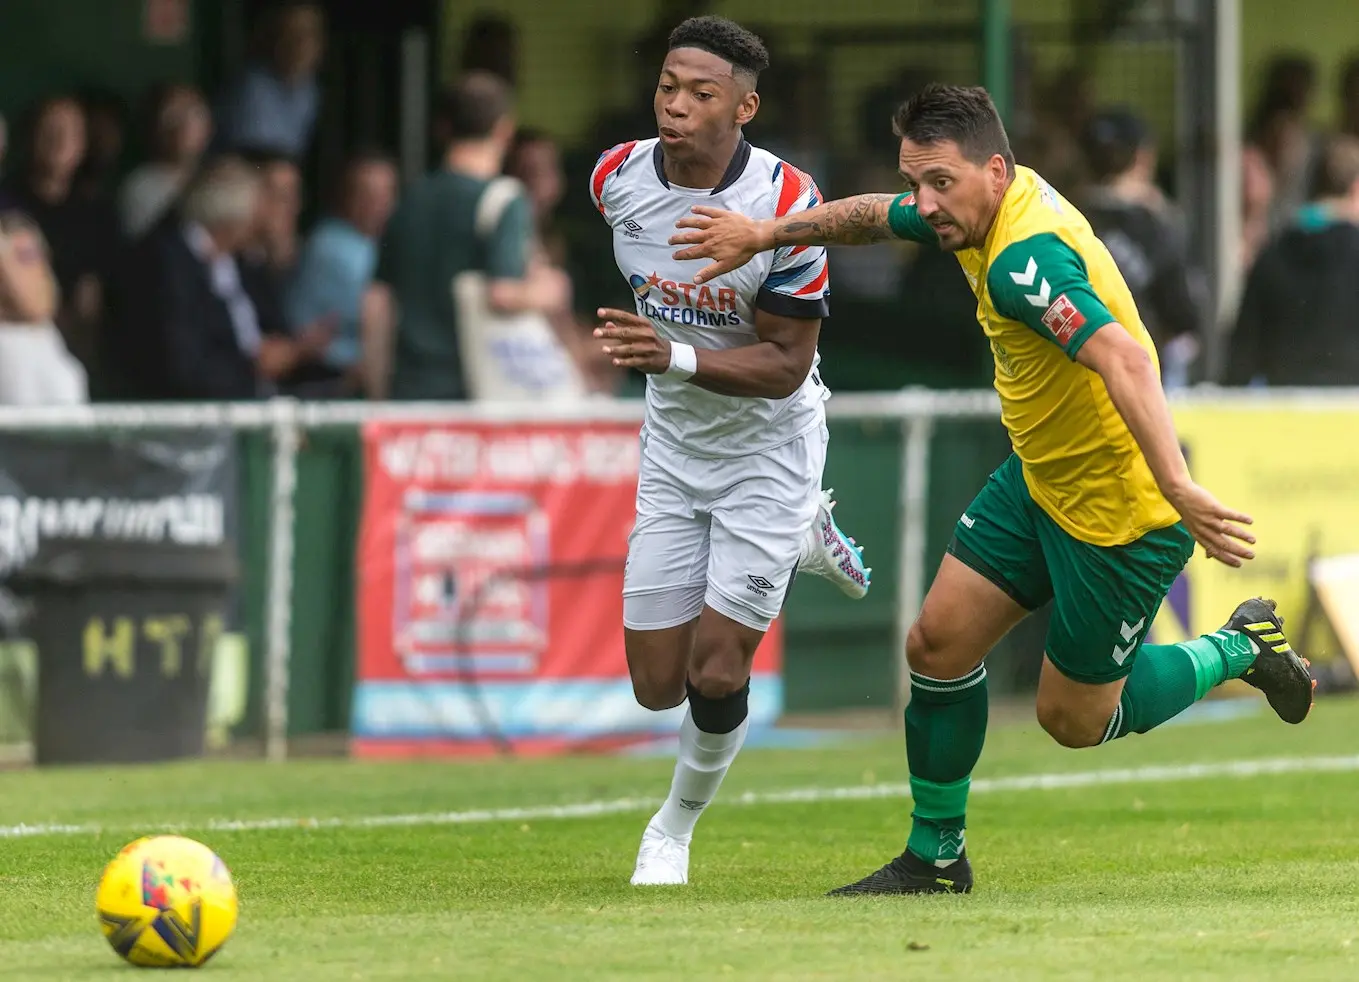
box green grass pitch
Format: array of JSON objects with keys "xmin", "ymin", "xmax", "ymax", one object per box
[{"xmin": 1, "ymin": 695, "xmax": 1357, "ymax": 980}]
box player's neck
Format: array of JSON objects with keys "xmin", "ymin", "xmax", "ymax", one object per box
[
  {"xmin": 662, "ymin": 135, "xmax": 743, "ymax": 190},
  {"xmin": 973, "ymin": 173, "xmax": 1015, "ymax": 249}
]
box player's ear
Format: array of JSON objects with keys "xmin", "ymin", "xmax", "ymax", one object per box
[
  {"xmin": 736, "ymin": 90, "xmax": 759, "ymax": 128},
  {"xmin": 988, "ymin": 153, "xmax": 1008, "ymax": 186}
]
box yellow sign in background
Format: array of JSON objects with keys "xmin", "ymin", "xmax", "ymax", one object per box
[{"xmin": 1150, "ymin": 404, "xmax": 1359, "ymax": 655}]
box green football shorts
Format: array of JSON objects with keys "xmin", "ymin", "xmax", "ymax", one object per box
[{"xmin": 947, "ymin": 454, "xmax": 1194, "ymax": 685}]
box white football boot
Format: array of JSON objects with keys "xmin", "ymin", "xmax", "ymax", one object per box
[
  {"xmin": 630, "ymin": 817, "xmax": 691, "ymax": 886},
  {"xmin": 797, "ymin": 489, "xmax": 871, "ymax": 599}
]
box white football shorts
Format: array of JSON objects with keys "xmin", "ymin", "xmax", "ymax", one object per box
[{"xmin": 622, "ymin": 422, "xmax": 828, "ymax": 634}]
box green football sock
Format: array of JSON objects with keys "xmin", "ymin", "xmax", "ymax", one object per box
[
  {"xmin": 905, "ymin": 663, "xmax": 987, "ymax": 864},
  {"xmin": 1101, "ymin": 631, "xmax": 1258, "ymax": 742}
]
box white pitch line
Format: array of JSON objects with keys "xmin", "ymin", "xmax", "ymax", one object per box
[{"xmin": 1, "ymin": 753, "xmax": 1355, "ymax": 841}]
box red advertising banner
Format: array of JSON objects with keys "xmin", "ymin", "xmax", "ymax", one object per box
[{"xmin": 352, "ymin": 419, "xmax": 784, "ymax": 758}]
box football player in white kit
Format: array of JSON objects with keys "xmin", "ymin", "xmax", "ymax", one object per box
[{"xmin": 589, "ymin": 16, "xmax": 872, "ymax": 886}]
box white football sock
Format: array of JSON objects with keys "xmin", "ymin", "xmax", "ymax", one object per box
[{"xmin": 652, "ymin": 708, "xmax": 750, "ymax": 840}]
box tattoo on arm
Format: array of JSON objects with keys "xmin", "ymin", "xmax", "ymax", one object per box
[{"xmin": 772, "ymin": 194, "xmax": 897, "ymax": 246}]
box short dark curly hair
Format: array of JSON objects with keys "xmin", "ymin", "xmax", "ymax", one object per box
[
  {"xmin": 892, "ymin": 83, "xmax": 1014, "ymax": 172},
  {"xmin": 668, "ymin": 16, "xmax": 770, "ymax": 84}
]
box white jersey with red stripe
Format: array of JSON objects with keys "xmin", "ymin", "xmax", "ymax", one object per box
[{"xmin": 591, "ymin": 137, "xmax": 830, "ymax": 459}]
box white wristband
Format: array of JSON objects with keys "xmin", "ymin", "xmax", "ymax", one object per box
[{"xmin": 666, "ymin": 341, "xmax": 697, "ymax": 380}]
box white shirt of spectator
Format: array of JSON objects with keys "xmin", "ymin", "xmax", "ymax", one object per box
[
  {"xmin": 591, "ymin": 138, "xmax": 830, "ymax": 459},
  {"xmin": 182, "ymin": 222, "xmax": 262, "ymax": 357}
]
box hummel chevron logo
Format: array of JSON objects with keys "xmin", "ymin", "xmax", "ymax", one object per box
[
  {"xmin": 1009, "ymin": 257, "xmax": 1038, "ymax": 286},
  {"xmin": 1112, "ymin": 617, "xmax": 1146, "ymax": 666},
  {"xmin": 1007, "ymin": 256, "xmax": 1051, "ymax": 306}
]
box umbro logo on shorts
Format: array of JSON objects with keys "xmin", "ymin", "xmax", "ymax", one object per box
[
  {"xmin": 747, "ymin": 574, "xmax": 774, "ymax": 597},
  {"xmin": 621, "ymin": 219, "xmax": 644, "ymax": 239}
]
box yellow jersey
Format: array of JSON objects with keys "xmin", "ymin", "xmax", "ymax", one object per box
[{"xmin": 887, "ymin": 166, "xmax": 1179, "ymax": 547}]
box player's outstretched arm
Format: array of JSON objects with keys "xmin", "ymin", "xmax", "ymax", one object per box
[
  {"xmin": 986, "ymin": 236, "xmax": 1256, "ymax": 568},
  {"xmin": 1075, "ymin": 327, "xmax": 1256, "ymax": 567},
  {"xmin": 670, "ymin": 194, "xmax": 900, "ymax": 285}
]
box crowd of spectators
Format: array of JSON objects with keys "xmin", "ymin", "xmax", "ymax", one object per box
[
  {"xmin": 0, "ymin": 0, "xmax": 1353, "ymax": 407},
  {"xmin": 1225, "ymin": 54, "xmax": 1359, "ymax": 387},
  {"xmin": 0, "ymin": 2, "xmax": 617, "ymax": 407}
]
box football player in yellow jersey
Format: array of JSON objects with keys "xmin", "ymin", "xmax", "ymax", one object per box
[{"xmin": 670, "ymin": 83, "xmax": 1315, "ymax": 895}]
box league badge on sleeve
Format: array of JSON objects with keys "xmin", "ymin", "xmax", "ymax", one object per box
[{"xmin": 1041, "ymin": 293, "xmax": 1087, "ymax": 345}]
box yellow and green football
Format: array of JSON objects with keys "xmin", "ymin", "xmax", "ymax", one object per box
[{"xmin": 95, "ymin": 835, "xmax": 238, "ymax": 968}]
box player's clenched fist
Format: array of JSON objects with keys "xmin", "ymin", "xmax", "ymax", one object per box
[{"xmin": 594, "ymin": 308, "xmax": 672, "ymax": 373}]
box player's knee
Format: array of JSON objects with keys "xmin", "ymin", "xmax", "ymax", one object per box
[
  {"xmin": 631, "ymin": 675, "xmax": 686, "ymax": 712},
  {"xmin": 624, "ymin": 628, "xmax": 690, "ymax": 711},
  {"xmin": 624, "ymin": 639, "xmax": 686, "ymax": 710},
  {"xmin": 1036, "ymin": 702, "xmax": 1104, "ymax": 749},
  {"xmin": 688, "ymin": 635, "xmax": 751, "ymax": 700},
  {"xmin": 688, "ymin": 657, "xmax": 747, "ymax": 699},
  {"xmin": 906, "ymin": 617, "xmax": 956, "ymax": 679}
]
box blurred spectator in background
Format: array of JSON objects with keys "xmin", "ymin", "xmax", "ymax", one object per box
[
  {"xmin": 119, "ymin": 84, "xmax": 212, "ymax": 239},
  {"xmin": 1078, "ymin": 108, "xmax": 1203, "ymax": 388},
  {"xmin": 214, "ymin": 1, "xmax": 325, "ymax": 158},
  {"xmin": 1247, "ymin": 54, "xmax": 1321, "ymax": 231},
  {"xmin": 375, "ymin": 72, "xmax": 571, "ymax": 401},
  {"xmin": 506, "ymin": 132, "xmax": 564, "ymax": 259},
  {"xmin": 437, "ymin": 15, "xmax": 521, "ymax": 159},
  {"xmin": 1240, "ymin": 142, "xmax": 1276, "ymax": 273},
  {"xmin": 1027, "ymin": 65, "xmax": 1095, "ymax": 192},
  {"xmin": 234, "ymin": 149, "xmax": 338, "ymax": 394},
  {"xmin": 505, "ymin": 129, "xmax": 615, "ymax": 395},
  {"xmin": 75, "ymin": 88, "xmax": 129, "ymax": 203},
  {"xmin": 0, "ymin": 212, "xmax": 85, "ymax": 404},
  {"xmin": 1340, "ymin": 55, "xmax": 1359, "ymax": 140},
  {"xmin": 286, "ymin": 151, "xmax": 397, "ymax": 384},
  {"xmin": 3, "ymin": 95, "xmax": 121, "ymax": 374},
  {"xmin": 239, "ymin": 149, "xmax": 303, "ymax": 279},
  {"xmin": 1227, "ymin": 135, "xmax": 1359, "ymax": 387},
  {"xmin": 105, "ymin": 157, "xmax": 323, "ymax": 400},
  {"xmin": 829, "ymin": 67, "xmax": 934, "ymax": 303},
  {"xmin": 811, "ymin": 66, "xmax": 986, "ymax": 389}
]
